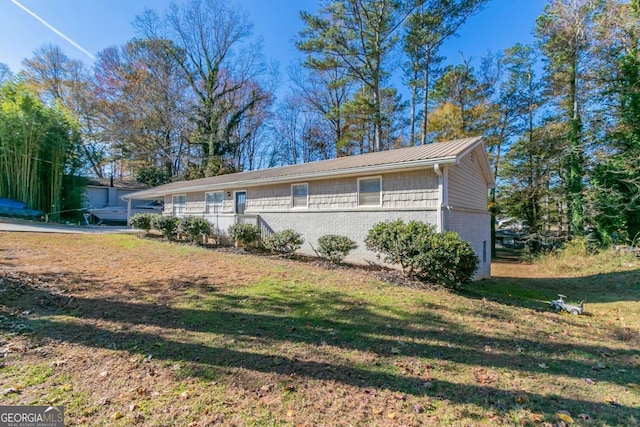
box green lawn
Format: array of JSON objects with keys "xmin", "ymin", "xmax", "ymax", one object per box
[{"xmin": 0, "ymin": 233, "xmax": 638, "ymax": 426}]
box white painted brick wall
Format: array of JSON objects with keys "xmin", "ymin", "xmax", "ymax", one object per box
[
  {"xmin": 447, "ymin": 210, "xmax": 491, "ymax": 279},
  {"xmin": 258, "ymin": 210, "xmax": 438, "ymax": 264}
]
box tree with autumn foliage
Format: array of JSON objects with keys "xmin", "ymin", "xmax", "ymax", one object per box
[
  {"xmin": 91, "ymin": 39, "xmax": 193, "ymax": 184},
  {"xmin": 134, "ymin": 0, "xmax": 273, "ymax": 177},
  {"xmin": 401, "ymin": 0, "xmax": 487, "ymax": 145}
]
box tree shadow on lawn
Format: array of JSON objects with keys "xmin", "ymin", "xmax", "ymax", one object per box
[
  {"xmin": 464, "ymin": 268, "xmax": 640, "ymax": 309},
  {"xmin": 1, "ymin": 272, "xmax": 638, "ymax": 422}
]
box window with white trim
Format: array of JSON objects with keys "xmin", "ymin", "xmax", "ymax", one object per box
[
  {"xmin": 358, "ymin": 177, "xmax": 381, "ymax": 206},
  {"xmin": 205, "ymin": 191, "xmax": 224, "ymax": 213},
  {"xmin": 291, "ymin": 183, "xmax": 308, "ymax": 208},
  {"xmin": 483, "ymin": 240, "xmax": 487, "ymax": 264},
  {"xmin": 172, "ymin": 194, "xmax": 186, "ymax": 215}
]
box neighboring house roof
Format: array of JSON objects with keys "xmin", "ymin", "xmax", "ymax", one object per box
[
  {"xmin": 84, "ymin": 177, "xmax": 150, "ymax": 190},
  {"xmin": 124, "ymin": 136, "xmax": 494, "ymax": 200}
]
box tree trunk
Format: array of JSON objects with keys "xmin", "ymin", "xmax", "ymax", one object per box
[
  {"xmin": 567, "ymin": 45, "xmax": 584, "ymax": 237},
  {"xmin": 421, "ymin": 53, "xmax": 431, "ymax": 145}
]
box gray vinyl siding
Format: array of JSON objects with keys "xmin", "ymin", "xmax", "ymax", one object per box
[
  {"xmin": 309, "ymin": 178, "xmax": 358, "ymax": 209},
  {"xmin": 249, "ymin": 169, "xmax": 439, "ymax": 211},
  {"xmin": 382, "ymin": 170, "xmax": 439, "ymax": 209},
  {"xmin": 247, "ymin": 185, "xmax": 290, "ymax": 210},
  {"xmin": 162, "ymin": 169, "xmax": 439, "ymax": 216},
  {"xmin": 448, "ymin": 147, "xmax": 489, "ymax": 211}
]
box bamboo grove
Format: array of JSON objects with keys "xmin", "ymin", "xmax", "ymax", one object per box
[
  {"xmin": 0, "ymin": 0, "xmax": 638, "ymax": 247},
  {"xmin": 0, "ymin": 83, "xmax": 81, "ymax": 219}
]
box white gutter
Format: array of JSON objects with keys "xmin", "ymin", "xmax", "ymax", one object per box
[{"xmin": 434, "ymin": 163, "xmax": 448, "ymax": 233}]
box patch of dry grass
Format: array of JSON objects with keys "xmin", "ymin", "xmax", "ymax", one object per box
[
  {"xmin": 0, "ymin": 233, "xmax": 638, "ymax": 426},
  {"xmin": 529, "ymin": 239, "xmax": 639, "ymax": 277}
]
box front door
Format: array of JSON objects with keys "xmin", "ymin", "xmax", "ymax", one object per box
[{"xmin": 235, "ymin": 191, "xmax": 246, "ymax": 215}]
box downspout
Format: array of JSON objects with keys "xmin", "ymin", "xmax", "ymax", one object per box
[{"xmin": 434, "ymin": 164, "xmax": 448, "ymax": 232}]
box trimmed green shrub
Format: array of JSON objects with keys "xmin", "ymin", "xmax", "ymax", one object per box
[
  {"xmin": 228, "ymin": 223, "xmax": 260, "ymax": 246},
  {"xmin": 129, "ymin": 213, "xmax": 155, "ymax": 233},
  {"xmin": 151, "ymin": 215, "xmax": 180, "ymax": 240},
  {"xmin": 263, "ymin": 229, "xmax": 304, "ymax": 254},
  {"xmin": 178, "ymin": 216, "xmax": 212, "ymax": 244},
  {"xmin": 317, "ymin": 234, "xmax": 357, "ymax": 264},
  {"xmin": 365, "ymin": 220, "xmax": 427, "ymax": 274},
  {"xmin": 365, "ymin": 220, "xmax": 478, "ymax": 287}
]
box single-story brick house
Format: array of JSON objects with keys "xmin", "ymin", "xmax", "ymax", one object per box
[{"xmin": 122, "ymin": 136, "xmax": 495, "ymax": 278}]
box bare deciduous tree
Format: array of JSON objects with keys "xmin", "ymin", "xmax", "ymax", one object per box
[{"xmin": 134, "ymin": 0, "xmax": 273, "ymax": 176}]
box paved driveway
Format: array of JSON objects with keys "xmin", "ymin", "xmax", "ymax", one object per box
[{"xmin": 0, "ymin": 219, "xmax": 136, "ymax": 234}]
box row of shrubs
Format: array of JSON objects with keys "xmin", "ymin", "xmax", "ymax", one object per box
[
  {"xmin": 130, "ymin": 214, "xmax": 478, "ymax": 287},
  {"xmin": 130, "ymin": 214, "xmax": 211, "ymax": 244},
  {"xmin": 129, "ymin": 214, "xmax": 358, "ymax": 264},
  {"xmin": 235, "ymin": 224, "xmax": 360, "ymax": 265}
]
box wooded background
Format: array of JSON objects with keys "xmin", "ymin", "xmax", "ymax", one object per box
[{"xmin": 0, "ymin": 0, "xmax": 638, "ymax": 246}]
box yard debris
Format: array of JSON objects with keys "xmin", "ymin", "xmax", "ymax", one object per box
[
  {"xmin": 2, "ymin": 387, "xmax": 21, "ymax": 395},
  {"xmin": 473, "ymin": 369, "xmax": 498, "ymax": 385},
  {"xmin": 604, "ymin": 396, "xmax": 621, "ymax": 406},
  {"xmin": 514, "ymin": 393, "xmax": 529, "ymax": 404},
  {"xmin": 556, "ymin": 411, "xmax": 574, "ymax": 423},
  {"xmin": 528, "ymin": 413, "xmax": 544, "ymax": 423}
]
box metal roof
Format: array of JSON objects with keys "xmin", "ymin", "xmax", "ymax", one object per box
[
  {"xmin": 84, "ymin": 177, "xmax": 150, "ymax": 190},
  {"xmin": 124, "ymin": 136, "xmax": 490, "ymax": 200}
]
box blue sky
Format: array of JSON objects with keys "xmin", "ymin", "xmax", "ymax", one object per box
[{"xmin": 1, "ymin": 0, "xmax": 547, "ymax": 90}]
